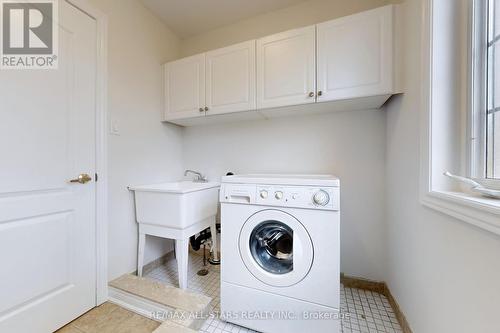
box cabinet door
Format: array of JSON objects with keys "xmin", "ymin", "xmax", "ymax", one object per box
[
  {"xmin": 317, "ymin": 5, "xmax": 394, "ymax": 102},
  {"xmin": 206, "ymin": 41, "xmax": 256, "ymax": 115},
  {"xmin": 164, "ymin": 54, "xmax": 205, "ymax": 120},
  {"xmin": 257, "ymin": 26, "xmax": 316, "ymax": 109}
]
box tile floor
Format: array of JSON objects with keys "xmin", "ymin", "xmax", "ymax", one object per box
[{"xmin": 145, "ymin": 252, "xmax": 404, "ymax": 333}]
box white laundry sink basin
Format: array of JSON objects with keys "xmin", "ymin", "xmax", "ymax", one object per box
[{"xmin": 128, "ymin": 181, "xmax": 220, "ymax": 229}]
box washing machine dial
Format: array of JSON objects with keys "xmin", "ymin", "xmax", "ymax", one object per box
[
  {"xmin": 260, "ymin": 190, "xmax": 268, "ymax": 199},
  {"xmin": 274, "ymin": 191, "xmax": 284, "ymax": 200},
  {"xmin": 313, "ymin": 190, "xmax": 330, "ymax": 206}
]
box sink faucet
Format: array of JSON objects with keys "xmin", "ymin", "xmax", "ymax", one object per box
[{"xmin": 184, "ymin": 170, "xmax": 208, "ymax": 183}]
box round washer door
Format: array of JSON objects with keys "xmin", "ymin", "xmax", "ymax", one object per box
[{"xmin": 239, "ymin": 209, "xmax": 314, "ymax": 287}]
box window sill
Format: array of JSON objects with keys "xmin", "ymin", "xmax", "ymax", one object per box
[{"xmin": 421, "ymin": 190, "xmax": 500, "ymax": 235}]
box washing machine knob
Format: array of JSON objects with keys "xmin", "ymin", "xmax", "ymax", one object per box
[
  {"xmin": 313, "ymin": 190, "xmax": 330, "ymax": 206},
  {"xmin": 274, "ymin": 191, "xmax": 284, "ymax": 200},
  {"xmin": 260, "ymin": 190, "xmax": 268, "ymax": 199}
]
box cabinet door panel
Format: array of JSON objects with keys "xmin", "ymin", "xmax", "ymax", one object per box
[
  {"xmin": 206, "ymin": 40, "xmax": 256, "ymax": 115},
  {"xmin": 257, "ymin": 26, "xmax": 316, "ymax": 109},
  {"xmin": 164, "ymin": 54, "xmax": 205, "ymax": 120},
  {"xmin": 317, "ymin": 5, "xmax": 393, "ymax": 101}
]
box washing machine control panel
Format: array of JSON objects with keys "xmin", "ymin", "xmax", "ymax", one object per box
[
  {"xmin": 220, "ymin": 183, "xmax": 339, "ymax": 211},
  {"xmin": 256, "ymin": 185, "xmax": 339, "ymax": 210}
]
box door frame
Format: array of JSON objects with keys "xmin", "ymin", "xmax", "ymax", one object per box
[{"xmin": 66, "ymin": 0, "xmax": 109, "ymax": 305}]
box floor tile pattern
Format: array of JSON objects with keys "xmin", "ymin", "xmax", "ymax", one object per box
[
  {"xmin": 341, "ymin": 287, "xmax": 403, "ymax": 333},
  {"xmin": 145, "ymin": 252, "xmax": 404, "ymax": 333}
]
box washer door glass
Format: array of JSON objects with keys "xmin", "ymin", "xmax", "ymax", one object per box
[
  {"xmin": 239, "ymin": 209, "xmax": 313, "ymax": 287},
  {"xmin": 250, "ymin": 221, "xmax": 293, "ymax": 275}
]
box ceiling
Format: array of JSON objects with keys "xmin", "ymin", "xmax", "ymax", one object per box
[{"xmin": 141, "ymin": 0, "xmax": 307, "ymax": 39}]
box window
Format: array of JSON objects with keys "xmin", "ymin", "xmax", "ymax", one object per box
[
  {"xmin": 486, "ymin": 0, "xmax": 500, "ymax": 178},
  {"xmin": 420, "ymin": 0, "xmax": 500, "ymax": 236},
  {"xmin": 474, "ymin": 0, "xmax": 500, "ymax": 180}
]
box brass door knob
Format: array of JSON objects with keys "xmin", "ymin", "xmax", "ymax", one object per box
[
  {"xmin": 308, "ymin": 92, "xmax": 315, "ymax": 98},
  {"xmin": 317, "ymin": 91, "xmax": 323, "ymax": 97},
  {"xmin": 70, "ymin": 173, "xmax": 92, "ymax": 184}
]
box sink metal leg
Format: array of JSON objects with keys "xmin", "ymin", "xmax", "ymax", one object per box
[
  {"xmin": 175, "ymin": 238, "xmax": 189, "ymax": 289},
  {"xmin": 209, "ymin": 218, "xmax": 219, "ymax": 261},
  {"xmin": 137, "ymin": 232, "xmax": 146, "ymax": 277}
]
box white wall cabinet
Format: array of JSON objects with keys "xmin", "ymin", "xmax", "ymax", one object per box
[
  {"xmin": 163, "ymin": 5, "xmax": 402, "ymax": 126},
  {"xmin": 317, "ymin": 5, "xmax": 395, "ymax": 102},
  {"xmin": 164, "ymin": 54, "xmax": 205, "ymax": 120},
  {"xmin": 206, "ymin": 41, "xmax": 256, "ymax": 115},
  {"xmin": 164, "ymin": 41, "xmax": 256, "ymax": 122},
  {"xmin": 256, "ymin": 26, "xmax": 316, "ymax": 109}
]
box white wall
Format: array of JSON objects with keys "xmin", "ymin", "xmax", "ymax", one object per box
[
  {"xmin": 88, "ymin": 0, "xmax": 184, "ymax": 281},
  {"xmin": 89, "ymin": 0, "xmax": 500, "ymax": 331},
  {"xmin": 179, "ymin": 0, "xmax": 399, "ymax": 281},
  {"xmin": 180, "ymin": 0, "xmax": 399, "ymax": 56},
  {"xmin": 183, "ymin": 111, "xmax": 388, "ymax": 280},
  {"xmin": 385, "ymin": 1, "xmax": 500, "ymax": 332},
  {"xmin": 81, "ymin": 1, "xmax": 500, "ymax": 330},
  {"xmin": 82, "ymin": 0, "xmax": 400, "ymax": 284},
  {"xmin": 87, "ymin": 0, "xmax": 398, "ymax": 283}
]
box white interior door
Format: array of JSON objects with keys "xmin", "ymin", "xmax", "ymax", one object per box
[
  {"xmin": 164, "ymin": 54, "xmax": 206, "ymax": 120},
  {"xmin": 0, "ymin": 2, "xmax": 97, "ymax": 332},
  {"xmin": 206, "ymin": 40, "xmax": 256, "ymax": 115},
  {"xmin": 256, "ymin": 26, "xmax": 316, "ymax": 109},
  {"xmin": 316, "ymin": 5, "xmax": 394, "ymax": 102}
]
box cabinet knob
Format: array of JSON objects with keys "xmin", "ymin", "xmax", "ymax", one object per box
[
  {"xmin": 199, "ymin": 108, "xmax": 204, "ymax": 112},
  {"xmin": 204, "ymin": 106, "xmax": 209, "ymax": 111},
  {"xmin": 317, "ymin": 91, "xmax": 323, "ymax": 97},
  {"xmin": 308, "ymin": 92, "xmax": 315, "ymax": 98}
]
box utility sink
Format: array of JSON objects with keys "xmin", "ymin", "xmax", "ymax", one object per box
[
  {"xmin": 129, "ymin": 180, "xmax": 220, "ymax": 289},
  {"xmin": 128, "ymin": 181, "xmax": 220, "ymax": 229}
]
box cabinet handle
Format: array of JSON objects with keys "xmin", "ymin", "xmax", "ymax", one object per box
[
  {"xmin": 199, "ymin": 108, "xmax": 204, "ymax": 112},
  {"xmin": 308, "ymin": 92, "xmax": 315, "ymax": 98},
  {"xmin": 204, "ymin": 106, "xmax": 209, "ymax": 111},
  {"xmin": 317, "ymin": 91, "xmax": 323, "ymax": 97}
]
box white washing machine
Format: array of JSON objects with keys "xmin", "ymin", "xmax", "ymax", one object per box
[{"xmin": 220, "ymin": 174, "xmax": 340, "ymax": 333}]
